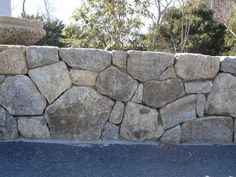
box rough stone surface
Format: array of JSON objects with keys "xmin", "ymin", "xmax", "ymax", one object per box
[
  {"xmin": 29, "ymin": 61, "xmax": 72, "ymax": 104},
  {"xmin": 18, "ymin": 116, "xmax": 50, "ymax": 138},
  {"xmin": 0, "ymin": 75, "xmax": 6, "ymax": 84},
  {"xmin": 160, "ymin": 125, "xmax": 181, "ymax": 145},
  {"xmin": 109, "ymin": 101, "xmax": 124, "ymax": 124},
  {"xmin": 185, "ymin": 81, "xmax": 213, "ymax": 93},
  {"xmin": 175, "ymin": 53, "xmax": 220, "ymax": 80},
  {"xmin": 0, "ymin": 75, "xmax": 46, "ymax": 115},
  {"xmin": 0, "ymin": 107, "xmax": 18, "ymax": 139},
  {"xmin": 27, "ymin": 46, "xmax": 59, "ymax": 69},
  {"xmin": 0, "ymin": 45, "xmax": 27, "ymax": 74},
  {"xmin": 70, "ymin": 69, "xmax": 97, "ymax": 87},
  {"xmin": 220, "ymin": 56, "xmax": 236, "ymax": 76},
  {"xmin": 0, "ymin": 16, "xmax": 46, "ymax": 45},
  {"xmin": 131, "ymin": 84, "xmax": 143, "ymax": 103},
  {"xmin": 96, "ymin": 66, "xmax": 138, "ymax": 102},
  {"xmin": 59, "ymin": 48, "xmax": 111, "ymax": 72},
  {"xmin": 158, "ymin": 66, "xmax": 176, "ymax": 80},
  {"xmin": 160, "ymin": 95, "xmax": 196, "ymax": 129},
  {"xmin": 46, "ymin": 86, "xmax": 114, "ymax": 140},
  {"xmin": 143, "ymin": 79, "xmax": 185, "ymax": 108},
  {"xmin": 196, "ymin": 94, "xmax": 206, "ymax": 118},
  {"xmin": 234, "ymin": 120, "xmax": 236, "ymax": 143},
  {"xmin": 205, "ymin": 73, "xmax": 236, "ymax": 117},
  {"xmin": 101, "ymin": 122, "xmax": 119, "ymax": 140},
  {"xmin": 127, "ymin": 51, "xmax": 174, "ymax": 82},
  {"xmin": 120, "ymin": 102, "xmax": 164, "ymax": 141},
  {"xmin": 181, "ymin": 116, "xmax": 233, "ymax": 143},
  {"xmin": 112, "ymin": 50, "xmax": 127, "ymax": 70}
]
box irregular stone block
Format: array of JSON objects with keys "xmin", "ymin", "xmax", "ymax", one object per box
[
  {"xmin": 234, "ymin": 120, "xmax": 236, "ymax": 143},
  {"xmin": 120, "ymin": 102, "xmax": 164, "ymax": 141},
  {"xmin": 205, "ymin": 73, "xmax": 236, "ymax": 117},
  {"xmin": 59, "ymin": 48, "xmax": 111, "ymax": 72},
  {"xmin": 158, "ymin": 66, "xmax": 176, "ymax": 80},
  {"xmin": 0, "ymin": 75, "xmax": 6, "ymax": 84},
  {"xmin": 131, "ymin": 84, "xmax": 143, "ymax": 104},
  {"xmin": 27, "ymin": 46, "xmax": 59, "ymax": 69},
  {"xmin": 101, "ymin": 122, "xmax": 119, "ymax": 140},
  {"xmin": 0, "ymin": 107, "xmax": 18, "ymax": 139},
  {"xmin": 109, "ymin": 101, "xmax": 124, "ymax": 124},
  {"xmin": 196, "ymin": 94, "xmax": 206, "ymax": 118},
  {"xmin": 175, "ymin": 53, "xmax": 220, "ymax": 81},
  {"xmin": 0, "ymin": 45, "xmax": 27, "ymax": 74},
  {"xmin": 29, "ymin": 61, "xmax": 72, "ymax": 104},
  {"xmin": 0, "ymin": 75, "xmax": 46, "ymax": 116},
  {"xmin": 46, "ymin": 86, "xmax": 114, "ymax": 140},
  {"xmin": 160, "ymin": 125, "xmax": 181, "ymax": 145},
  {"xmin": 185, "ymin": 81, "xmax": 213, "ymax": 93},
  {"xmin": 143, "ymin": 79, "xmax": 185, "ymax": 108},
  {"xmin": 70, "ymin": 69, "xmax": 97, "ymax": 87},
  {"xmin": 18, "ymin": 116, "xmax": 50, "ymax": 139},
  {"xmin": 220, "ymin": 56, "xmax": 236, "ymax": 76},
  {"xmin": 160, "ymin": 95, "xmax": 196, "ymax": 129},
  {"xmin": 96, "ymin": 66, "xmax": 138, "ymax": 102},
  {"xmin": 112, "ymin": 50, "xmax": 127, "ymax": 70},
  {"xmin": 181, "ymin": 116, "xmax": 233, "ymax": 143},
  {"xmin": 127, "ymin": 51, "xmax": 174, "ymax": 82}
]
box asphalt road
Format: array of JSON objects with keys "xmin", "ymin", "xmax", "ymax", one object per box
[{"xmin": 0, "ymin": 141, "xmax": 235, "ymax": 177}]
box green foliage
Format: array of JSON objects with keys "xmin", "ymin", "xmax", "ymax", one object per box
[{"xmin": 63, "ymin": 0, "xmax": 145, "ymax": 50}]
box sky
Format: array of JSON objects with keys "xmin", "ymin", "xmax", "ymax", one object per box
[{"xmin": 11, "ymin": 0, "xmax": 82, "ymax": 24}]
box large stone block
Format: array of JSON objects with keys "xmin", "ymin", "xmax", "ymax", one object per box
[
  {"xmin": 160, "ymin": 125, "xmax": 181, "ymax": 145},
  {"xmin": 220, "ymin": 56, "xmax": 236, "ymax": 76},
  {"xmin": 28, "ymin": 61, "xmax": 72, "ymax": 104},
  {"xmin": 59, "ymin": 48, "xmax": 111, "ymax": 72},
  {"xmin": 0, "ymin": 75, "xmax": 46, "ymax": 115},
  {"xmin": 205, "ymin": 73, "xmax": 236, "ymax": 117},
  {"xmin": 158, "ymin": 66, "xmax": 176, "ymax": 81},
  {"xmin": 112, "ymin": 50, "xmax": 127, "ymax": 70},
  {"xmin": 181, "ymin": 116, "xmax": 233, "ymax": 143},
  {"xmin": 0, "ymin": 107, "xmax": 18, "ymax": 139},
  {"xmin": 70, "ymin": 69, "xmax": 97, "ymax": 87},
  {"xmin": 46, "ymin": 86, "xmax": 114, "ymax": 140},
  {"xmin": 120, "ymin": 102, "xmax": 164, "ymax": 141},
  {"xmin": 143, "ymin": 79, "xmax": 185, "ymax": 108},
  {"xmin": 0, "ymin": 45, "xmax": 27, "ymax": 74},
  {"xmin": 27, "ymin": 46, "xmax": 59, "ymax": 69},
  {"xmin": 184, "ymin": 81, "xmax": 213, "ymax": 93},
  {"xmin": 18, "ymin": 116, "xmax": 50, "ymax": 138},
  {"xmin": 127, "ymin": 51, "xmax": 174, "ymax": 82},
  {"xmin": 175, "ymin": 53, "xmax": 220, "ymax": 80},
  {"xmin": 96, "ymin": 66, "xmax": 138, "ymax": 102},
  {"xmin": 160, "ymin": 95, "xmax": 196, "ymax": 129},
  {"xmin": 109, "ymin": 101, "xmax": 124, "ymax": 124}
]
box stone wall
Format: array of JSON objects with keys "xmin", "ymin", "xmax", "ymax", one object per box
[{"xmin": 0, "ymin": 45, "xmax": 235, "ymax": 144}]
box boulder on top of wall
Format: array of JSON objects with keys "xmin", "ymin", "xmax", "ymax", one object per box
[
  {"xmin": 160, "ymin": 95, "xmax": 196, "ymax": 129},
  {"xmin": 0, "ymin": 45, "xmax": 27, "ymax": 74},
  {"xmin": 101, "ymin": 122, "xmax": 119, "ymax": 140},
  {"xmin": 46, "ymin": 86, "xmax": 114, "ymax": 140},
  {"xmin": 112, "ymin": 50, "xmax": 127, "ymax": 70},
  {"xmin": 220, "ymin": 56, "xmax": 236, "ymax": 76},
  {"xmin": 143, "ymin": 79, "xmax": 185, "ymax": 108},
  {"xmin": 96, "ymin": 66, "xmax": 138, "ymax": 102},
  {"xmin": 181, "ymin": 116, "xmax": 233, "ymax": 143},
  {"xmin": 184, "ymin": 80, "xmax": 213, "ymax": 93},
  {"xmin": 17, "ymin": 116, "xmax": 50, "ymax": 138},
  {"xmin": 205, "ymin": 73, "xmax": 236, "ymax": 117},
  {"xmin": 160, "ymin": 125, "xmax": 181, "ymax": 145},
  {"xmin": 109, "ymin": 101, "xmax": 124, "ymax": 125},
  {"xmin": 127, "ymin": 51, "xmax": 175, "ymax": 82},
  {"xmin": 120, "ymin": 102, "xmax": 164, "ymax": 141},
  {"xmin": 0, "ymin": 75, "xmax": 46, "ymax": 116},
  {"xmin": 59, "ymin": 48, "xmax": 111, "ymax": 72},
  {"xmin": 175, "ymin": 53, "xmax": 220, "ymax": 81},
  {"xmin": 0, "ymin": 106, "xmax": 18, "ymax": 139},
  {"xmin": 70, "ymin": 69, "xmax": 97, "ymax": 87},
  {"xmin": 27, "ymin": 46, "xmax": 59, "ymax": 69},
  {"xmin": 28, "ymin": 61, "xmax": 72, "ymax": 104}
]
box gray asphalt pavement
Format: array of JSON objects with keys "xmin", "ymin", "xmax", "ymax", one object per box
[{"xmin": 0, "ymin": 141, "xmax": 235, "ymax": 177}]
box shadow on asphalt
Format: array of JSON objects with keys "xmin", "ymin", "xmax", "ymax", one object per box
[{"xmin": 0, "ymin": 141, "xmax": 235, "ymax": 177}]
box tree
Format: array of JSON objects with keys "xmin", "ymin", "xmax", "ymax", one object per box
[{"xmin": 63, "ymin": 0, "xmax": 145, "ymax": 50}]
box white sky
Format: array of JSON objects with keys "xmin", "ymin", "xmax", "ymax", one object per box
[{"xmin": 11, "ymin": 0, "xmax": 82, "ymax": 24}]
